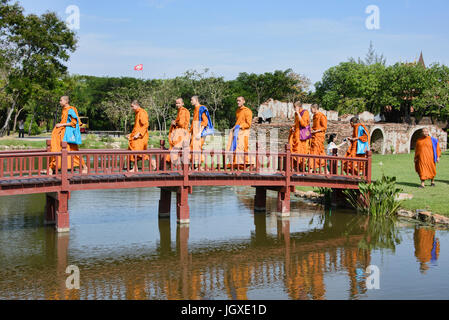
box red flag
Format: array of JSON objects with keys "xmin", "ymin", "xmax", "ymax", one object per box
[{"xmin": 134, "ymin": 64, "xmax": 143, "ymax": 71}]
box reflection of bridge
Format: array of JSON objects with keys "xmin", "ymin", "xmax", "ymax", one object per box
[
  {"xmin": 0, "ymin": 141, "xmax": 371, "ymax": 232},
  {"xmin": 1, "ymin": 212, "xmax": 372, "ymax": 300}
]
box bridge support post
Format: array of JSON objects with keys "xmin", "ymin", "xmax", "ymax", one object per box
[
  {"xmin": 56, "ymin": 191, "xmax": 70, "ymax": 233},
  {"xmin": 277, "ymin": 188, "xmax": 291, "ymax": 217},
  {"xmin": 254, "ymin": 187, "xmax": 267, "ymax": 212},
  {"xmin": 177, "ymin": 187, "xmax": 190, "ymax": 224},
  {"xmin": 158, "ymin": 188, "xmax": 172, "ymax": 219},
  {"xmin": 45, "ymin": 193, "xmax": 57, "ymax": 225}
]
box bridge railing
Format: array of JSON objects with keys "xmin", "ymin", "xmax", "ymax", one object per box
[
  {"xmin": 0, "ymin": 142, "xmax": 372, "ymax": 183},
  {"xmin": 0, "ymin": 151, "xmax": 62, "ymax": 180}
]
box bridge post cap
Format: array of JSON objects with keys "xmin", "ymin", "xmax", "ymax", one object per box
[
  {"xmin": 46, "ymin": 140, "xmax": 51, "ymax": 146},
  {"xmin": 61, "ymin": 142, "xmax": 68, "ymax": 148}
]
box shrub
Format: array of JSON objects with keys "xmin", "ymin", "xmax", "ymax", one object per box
[{"xmin": 344, "ymin": 175, "xmax": 403, "ymax": 217}]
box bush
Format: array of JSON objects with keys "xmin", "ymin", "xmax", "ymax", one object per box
[
  {"xmin": 24, "ymin": 115, "xmax": 43, "ymax": 136},
  {"xmin": 344, "ymin": 174, "xmax": 403, "ymax": 217}
]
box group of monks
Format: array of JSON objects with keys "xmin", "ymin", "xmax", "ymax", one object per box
[
  {"xmin": 288, "ymin": 102, "xmax": 371, "ymax": 174},
  {"xmin": 48, "ymin": 95, "xmax": 442, "ymax": 187}
]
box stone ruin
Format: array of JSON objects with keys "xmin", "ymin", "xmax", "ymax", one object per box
[{"xmin": 254, "ymin": 99, "xmax": 448, "ymax": 155}]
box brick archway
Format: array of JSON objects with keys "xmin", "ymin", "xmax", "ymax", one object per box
[{"xmin": 370, "ymin": 127, "xmax": 386, "ymax": 154}]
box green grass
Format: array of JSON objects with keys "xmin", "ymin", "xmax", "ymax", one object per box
[{"xmin": 372, "ymin": 152, "xmax": 449, "ymax": 216}]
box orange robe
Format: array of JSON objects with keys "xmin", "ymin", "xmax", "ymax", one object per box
[
  {"xmin": 289, "ymin": 109, "xmax": 311, "ymax": 155},
  {"xmin": 128, "ymin": 107, "xmax": 149, "ymax": 162},
  {"xmin": 344, "ymin": 123, "xmax": 370, "ymax": 175},
  {"xmin": 49, "ymin": 106, "xmax": 84, "ymax": 171},
  {"xmin": 289, "ymin": 110, "xmax": 311, "ymax": 171},
  {"xmin": 190, "ymin": 105, "xmax": 209, "ymax": 164},
  {"xmin": 415, "ymin": 136, "xmax": 441, "ymax": 181},
  {"xmin": 226, "ymin": 106, "xmax": 252, "ymax": 165},
  {"xmin": 414, "ymin": 228, "xmax": 440, "ymax": 273},
  {"xmin": 167, "ymin": 106, "xmax": 190, "ymax": 163},
  {"xmin": 310, "ymin": 112, "xmax": 327, "ymax": 171}
]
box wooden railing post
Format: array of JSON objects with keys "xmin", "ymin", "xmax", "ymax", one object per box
[
  {"xmin": 46, "ymin": 140, "xmax": 51, "ymax": 152},
  {"xmin": 61, "ymin": 142, "xmax": 68, "ymax": 191},
  {"xmin": 182, "ymin": 140, "xmax": 189, "ymax": 186},
  {"xmin": 366, "ymin": 151, "xmax": 372, "ymax": 183},
  {"xmin": 285, "ymin": 144, "xmax": 291, "ymax": 188}
]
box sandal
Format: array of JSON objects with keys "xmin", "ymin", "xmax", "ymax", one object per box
[
  {"xmin": 419, "ymin": 185, "xmax": 425, "ymax": 189},
  {"xmin": 430, "ymin": 183, "xmax": 436, "ymax": 187}
]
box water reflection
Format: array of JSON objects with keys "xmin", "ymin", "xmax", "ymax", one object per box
[
  {"xmin": 345, "ymin": 215, "xmax": 402, "ymax": 252},
  {"xmin": 414, "ymin": 227, "xmax": 440, "ymax": 274},
  {"xmin": 0, "ymin": 189, "xmax": 447, "ymax": 300}
]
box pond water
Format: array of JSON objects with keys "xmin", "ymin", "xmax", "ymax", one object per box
[{"xmin": 0, "ymin": 187, "xmax": 448, "ymax": 300}]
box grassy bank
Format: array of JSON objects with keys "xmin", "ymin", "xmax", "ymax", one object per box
[{"xmin": 371, "ymin": 152, "xmax": 449, "ymax": 216}]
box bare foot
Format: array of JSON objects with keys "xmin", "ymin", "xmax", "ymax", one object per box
[{"xmin": 82, "ymin": 166, "xmax": 88, "ymax": 174}]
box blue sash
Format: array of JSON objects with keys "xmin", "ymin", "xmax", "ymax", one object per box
[
  {"xmin": 431, "ymin": 136, "xmax": 439, "ymax": 164},
  {"xmin": 431, "ymin": 238, "xmax": 438, "ymax": 263},
  {"xmin": 63, "ymin": 108, "xmax": 82, "ymax": 145},
  {"xmin": 356, "ymin": 125, "xmax": 370, "ymax": 155},
  {"xmin": 231, "ymin": 125, "xmax": 240, "ymax": 152},
  {"xmin": 198, "ymin": 106, "xmax": 215, "ymax": 137}
]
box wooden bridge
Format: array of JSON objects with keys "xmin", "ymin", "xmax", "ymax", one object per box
[{"xmin": 0, "ymin": 140, "xmax": 372, "ymax": 232}]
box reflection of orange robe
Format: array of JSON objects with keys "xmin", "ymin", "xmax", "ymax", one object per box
[
  {"xmin": 226, "ymin": 106, "xmax": 252, "ymax": 164},
  {"xmin": 167, "ymin": 107, "xmax": 190, "ymax": 163},
  {"xmin": 128, "ymin": 108, "xmax": 149, "ymax": 161},
  {"xmin": 415, "ymin": 136, "xmax": 441, "ymax": 181},
  {"xmin": 344, "ymin": 123, "xmax": 370, "ymax": 175},
  {"xmin": 310, "ymin": 112, "xmax": 327, "ymax": 170},
  {"xmin": 49, "ymin": 106, "xmax": 84, "ymax": 170},
  {"xmin": 190, "ymin": 105, "xmax": 209, "ymax": 163},
  {"xmin": 414, "ymin": 228, "xmax": 439, "ymax": 273}
]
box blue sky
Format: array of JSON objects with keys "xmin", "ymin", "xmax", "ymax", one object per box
[{"xmin": 17, "ymin": 0, "xmax": 449, "ymax": 86}]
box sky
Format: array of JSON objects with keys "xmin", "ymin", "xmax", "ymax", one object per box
[{"xmin": 16, "ymin": 0, "xmax": 449, "ymax": 87}]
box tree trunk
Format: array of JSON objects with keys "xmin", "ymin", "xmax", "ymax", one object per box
[
  {"xmin": 28, "ymin": 113, "xmax": 35, "ymax": 136},
  {"xmin": 0, "ymin": 106, "xmax": 15, "ymax": 137},
  {"xmin": 13, "ymin": 107, "xmax": 25, "ymax": 132}
]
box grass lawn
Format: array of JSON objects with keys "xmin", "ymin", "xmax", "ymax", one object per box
[{"xmin": 372, "ymin": 152, "xmax": 449, "ymax": 216}]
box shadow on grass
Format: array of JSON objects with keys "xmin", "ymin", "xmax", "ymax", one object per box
[
  {"xmin": 435, "ymin": 180, "xmax": 449, "ymax": 185},
  {"xmin": 397, "ymin": 182, "xmax": 422, "ymax": 188}
]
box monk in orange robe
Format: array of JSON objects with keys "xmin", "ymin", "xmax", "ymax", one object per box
[
  {"xmin": 414, "ymin": 128, "xmax": 441, "ymax": 188},
  {"xmin": 343, "ymin": 117, "xmax": 370, "ymax": 176},
  {"xmin": 167, "ymin": 98, "xmax": 190, "ymax": 164},
  {"xmin": 128, "ymin": 100, "xmax": 151, "ymax": 172},
  {"xmin": 49, "ymin": 96, "xmax": 87, "ymax": 175},
  {"xmin": 289, "ymin": 102, "xmax": 311, "ymax": 171},
  {"xmin": 189, "ymin": 96, "xmax": 209, "ymax": 165},
  {"xmin": 226, "ymin": 96, "xmax": 253, "ymax": 167},
  {"xmin": 309, "ymin": 104, "xmax": 327, "ymax": 172},
  {"xmin": 414, "ymin": 227, "xmax": 440, "ymax": 273}
]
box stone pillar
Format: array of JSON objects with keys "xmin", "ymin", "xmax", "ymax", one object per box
[
  {"xmin": 177, "ymin": 187, "xmax": 190, "ymax": 224},
  {"xmin": 158, "ymin": 188, "xmax": 172, "ymax": 219},
  {"xmin": 56, "ymin": 191, "xmax": 70, "ymax": 233},
  {"xmin": 277, "ymin": 188, "xmax": 291, "ymax": 217},
  {"xmin": 254, "ymin": 187, "xmax": 267, "ymax": 212}
]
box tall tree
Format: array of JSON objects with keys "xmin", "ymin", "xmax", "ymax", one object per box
[{"xmin": 0, "ymin": 0, "xmax": 77, "ymax": 136}]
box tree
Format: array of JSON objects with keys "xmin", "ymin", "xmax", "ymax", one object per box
[{"xmin": 0, "ymin": 0, "xmax": 77, "ymax": 136}]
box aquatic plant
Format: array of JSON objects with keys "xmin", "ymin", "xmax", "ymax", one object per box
[{"xmin": 344, "ymin": 174, "xmax": 403, "ymax": 217}]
